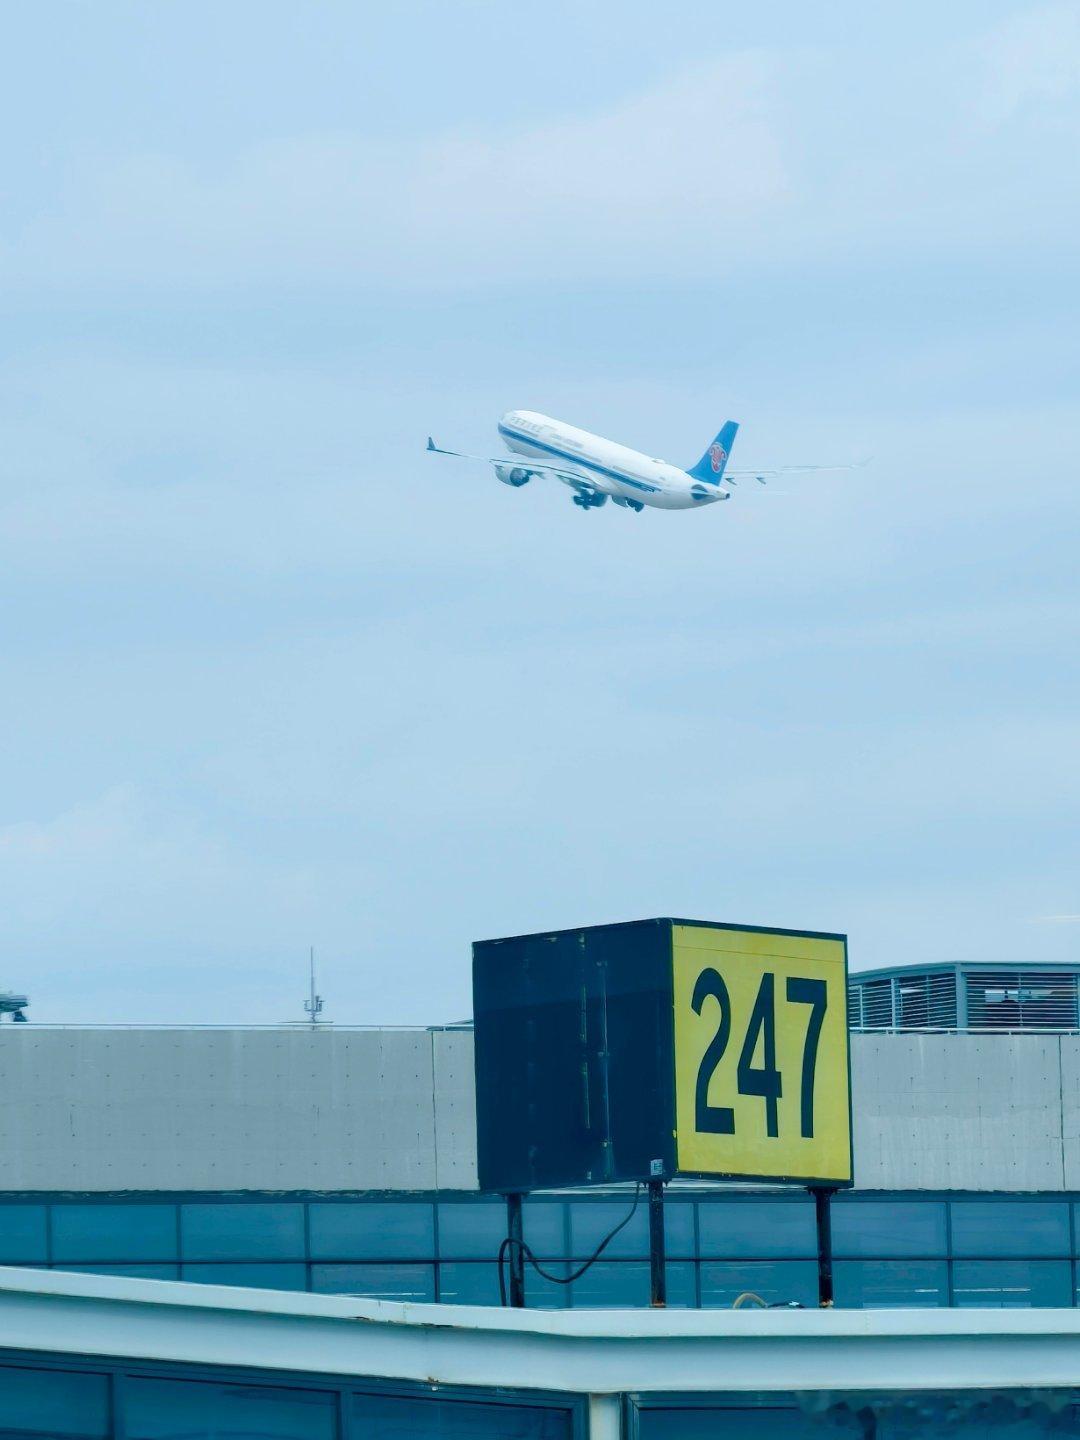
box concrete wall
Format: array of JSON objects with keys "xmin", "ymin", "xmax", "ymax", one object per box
[
  {"xmin": 0, "ymin": 1028, "xmax": 444, "ymax": 1192},
  {"xmin": 851, "ymin": 1034, "xmax": 1067, "ymax": 1190},
  {"xmin": 0, "ymin": 1027, "xmax": 1076, "ymax": 1193}
]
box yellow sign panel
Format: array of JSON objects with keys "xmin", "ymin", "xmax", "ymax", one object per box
[{"xmin": 673, "ymin": 925, "xmax": 852, "ymax": 1184}]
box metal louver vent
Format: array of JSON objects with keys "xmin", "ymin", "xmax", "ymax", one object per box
[
  {"xmin": 964, "ymin": 971, "xmax": 1079, "ymax": 1030},
  {"xmin": 851, "ymin": 976, "xmax": 894, "ymax": 1029},
  {"xmin": 896, "ymin": 971, "xmax": 958, "ymax": 1029},
  {"xmin": 850, "ymin": 965, "xmax": 1080, "ymax": 1033}
]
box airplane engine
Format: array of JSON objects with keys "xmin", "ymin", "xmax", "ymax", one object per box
[{"xmin": 494, "ymin": 465, "xmax": 531, "ymax": 487}]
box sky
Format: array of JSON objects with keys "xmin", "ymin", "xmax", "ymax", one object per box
[{"xmin": 1, "ymin": 1, "xmax": 1078, "ymax": 1024}]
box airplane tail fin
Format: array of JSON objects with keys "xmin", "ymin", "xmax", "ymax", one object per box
[{"xmin": 688, "ymin": 421, "xmax": 738, "ymax": 482}]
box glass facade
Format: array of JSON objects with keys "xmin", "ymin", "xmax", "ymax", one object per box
[
  {"xmin": 2, "ymin": 1356, "xmax": 1077, "ymax": 1440},
  {"xmin": 0, "ymin": 1364, "xmax": 109, "ymax": 1437},
  {"xmin": 124, "ymin": 1376, "xmax": 336, "ymax": 1439},
  {"xmin": 629, "ymin": 1399, "xmax": 1080, "ymax": 1440},
  {"xmin": 0, "ymin": 1357, "xmax": 577, "ymax": 1440},
  {"xmin": 632, "ymin": 1406, "xmax": 830, "ymax": 1440},
  {"xmin": 5, "ymin": 1191, "xmax": 1080, "ymax": 1309}
]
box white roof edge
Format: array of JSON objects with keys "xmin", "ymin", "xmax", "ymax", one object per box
[
  {"xmin": 3, "ymin": 1267, "xmax": 1080, "ymax": 1397},
  {"xmin": 3, "ymin": 1265, "xmax": 1080, "ymax": 1339}
]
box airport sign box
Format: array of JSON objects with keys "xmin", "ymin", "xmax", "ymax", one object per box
[
  {"xmin": 670, "ymin": 922, "xmax": 852, "ymax": 1185},
  {"xmin": 473, "ymin": 918, "xmax": 853, "ymax": 1193}
]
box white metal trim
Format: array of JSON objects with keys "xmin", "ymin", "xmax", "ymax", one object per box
[{"xmin": 2, "ymin": 1267, "xmax": 1080, "ymax": 1398}]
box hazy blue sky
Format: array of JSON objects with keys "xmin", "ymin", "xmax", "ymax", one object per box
[{"xmin": 1, "ymin": 2, "xmax": 1078, "ymax": 1023}]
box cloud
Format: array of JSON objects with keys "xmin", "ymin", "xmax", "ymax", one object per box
[
  {"xmin": 974, "ymin": 2, "xmax": 1080, "ymax": 125},
  {"xmin": 3, "ymin": 15, "xmax": 1080, "ymax": 298},
  {"xmin": 0, "ymin": 787, "xmax": 141, "ymax": 862},
  {"xmin": 0, "ymin": 9, "xmax": 1078, "ymax": 1026},
  {"xmin": 0, "ymin": 787, "xmax": 396, "ymax": 1023},
  {"xmin": 0, "ymin": 787, "xmax": 323, "ymax": 951},
  {"xmin": 5, "ymin": 53, "xmax": 787, "ymax": 292},
  {"xmin": 3, "ymin": 12, "xmax": 1077, "ymax": 299}
]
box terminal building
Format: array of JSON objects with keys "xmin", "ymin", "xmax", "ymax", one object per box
[
  {"xmin": 4, "ymin": 1266, "xmax": 1080, "ymax": 1440},
  {"xmin": 3, "ymin": 954, "xmax": 1080, "ymax": 1437},
  {"xmin": 3, "ymin": 959, "xmax": 1080, "ymax": 1311}
]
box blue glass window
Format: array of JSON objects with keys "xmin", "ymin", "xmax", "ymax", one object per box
[
  {"xmin": 439, "ymin": 1260, "xmax": 503, "ymax": 1305},
  {"xmin": 51, "ymin": 1204, "xmax": 177, "ymax": 1263},
  {"xmin": 353, "ymin": 1390, "xmax": 572, "ymax": 1438},
  {"xmin": 125, "ymin": 1375, "xmax": 335, "ymax": 1438},
  {"xmin": 569, "ymin": 1260, "xmax": 696, "ymax": 1309},
  {"xmin": 697, "ymin": 1201, "xmax": 816, "ymax": 1258},
  {"xmin": 438, "ymin": 1201, "xmax": 506, "ymax": 1259},
  {"xmin": 569, "ymin": 1200, "xmax": 694, "ymax": 1259},
  {"xmin": 522, "ymin": 1201, "xmax": 566, "ymax": 1258},
  {"xmin": 833, "ymin": 1259, "xmax": 949, "ymax": 1308},
  {"xmin": 663, "ymin": 1203, "xmax": 697, "ymax": 1259},
  {"xmin": 0, "ymin": 1205, "xmax": 47, "ymax": 1263},
  {"xmin": 180, "ymin": 1202, "xmax": 305, "ymax": 1261},
  {"xmin": 310, "ymin": 1262, "xmax": 435, "ymax": 1301},
  {"xmin": 700, "ymin": 1260, "xmax": 818, "ymax": 1308},
  {"xmin": 636, "ymin": 1406, "xmax": 826, "ymax": 1440},
  {"xmin": 525, "ymin": 1260, "xmax": 570, "ymax": 1309},
  {"xmin": 950, "ymin": 1202, "xmax": 1070, "ymax": 1258},
  {"xmin": 181, "ymin": 1262, "xmax": 307, "ymax": 1290},
  {"xmin": 0, "ymin": 1364, "xmax": 108, "ymax": 1437},
  {"xmin": 952, "ymin": 1259, "xmax": 1073, "ymax": 1307},
  {"xmin": 832, "ymin": 1201, "xmax": 947, "ymax": 1258},
  {"xmin": 59, "ymin": 1263, "xmax": 180, "ymax": 1280},
  {"xmin": 568, "ymin": 1200, "xmax": 647, "ymax": 1258},
  {"xmin": 308, "ymin": 1202, "xmax": 433, "ymax": 1260}
]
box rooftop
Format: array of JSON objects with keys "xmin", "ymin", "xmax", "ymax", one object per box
[
  {"xmin": 849, "ymin": 962, "xmax": 1080, "ymax": 1032},
  {"xmin": 4, "ymin": 1264, "xmax": 1080, "ymax": 1397}
]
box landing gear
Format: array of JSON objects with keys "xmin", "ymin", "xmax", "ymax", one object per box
[
  {"xmin": 572, "ymin": 491, "xmax": 608, "ymax": 509},
  {"xmin": 612, "ymin": 496, "xmax": 644, "ymax": 513}
]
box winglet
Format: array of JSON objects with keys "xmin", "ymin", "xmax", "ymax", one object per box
[{"xmin": 426, "ymin": 436, "xmax": 437, "ymax": 452}]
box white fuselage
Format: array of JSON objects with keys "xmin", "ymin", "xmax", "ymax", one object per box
[{"xmin": 498, "ymin": 410, "xmax": 725, "ymax": 511}]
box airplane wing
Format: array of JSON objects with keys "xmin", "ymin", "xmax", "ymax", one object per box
[
  {"xmin": 724, "ymin": 458, "xmax": 871, "ymax": 485},
  {"xmin": 426, "ymin": 436, "xmax": 587, "ymax": 481}
]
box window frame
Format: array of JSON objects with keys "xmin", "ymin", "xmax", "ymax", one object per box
[
  {"xmin": 0, "ymin": 1346, "xmax": 586, "ymax": 1440},
  {"xmin": 5, "ymin": 1190, "xmax": 1080, "ymax": 1315}
]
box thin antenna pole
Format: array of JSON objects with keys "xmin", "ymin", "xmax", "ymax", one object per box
[{"xmin": 304, "ymin": 947, "xmax": 324, "ymax": 1027}]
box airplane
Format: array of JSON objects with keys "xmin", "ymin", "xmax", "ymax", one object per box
[{"xmin": 426, "ymin": 411, "xmax": 863, "ymax": 513}]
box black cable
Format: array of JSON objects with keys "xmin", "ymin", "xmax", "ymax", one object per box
[{"xmin": 497, "ymin": 1184, "xmax": 642, "ymax": 1307}]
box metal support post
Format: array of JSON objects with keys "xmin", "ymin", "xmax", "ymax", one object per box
[
  {"xmin": 648, "ymin": 1162, "xmax": 666, "ymax": 1308},
  {"xmin": 506, "ymin": 1193, "xmax": 526, "ymax": 1308},
  {"xmin": 813, "ymin": 1186, "xmax": 835, "ymax": 1308}
]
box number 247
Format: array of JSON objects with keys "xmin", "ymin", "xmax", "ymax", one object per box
[{"xmin": 692, "ymin": 969, "xmax": 828, "ymax": 1140}]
